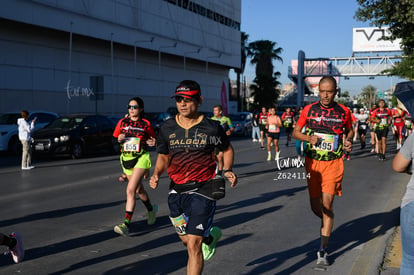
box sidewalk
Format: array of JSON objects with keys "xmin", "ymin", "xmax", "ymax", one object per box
[{"xmin": 381, "ymin": 226, "xmax": 401, "ymax": 274}]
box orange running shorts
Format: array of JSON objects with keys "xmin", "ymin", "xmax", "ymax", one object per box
[{"xmin": 305, "ymin": 157, "xmax": 344, "ymax": 198}]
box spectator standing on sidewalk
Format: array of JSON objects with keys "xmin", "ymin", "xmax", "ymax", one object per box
[
  {"xmin": 392, "ymin": 134, "xmax": 414, "ymax": 275},
  {"xmin": 251, "ymin": 112, "xmax": 260, "ymax": 142},
  {"xmin": 17, "ymin": 110, "xmax": 36, "ymax": 170}
]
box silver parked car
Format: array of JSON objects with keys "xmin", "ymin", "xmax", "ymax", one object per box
[{"xmin": 228, "ymin": 112, "xmax": 253, "ymax": 136}]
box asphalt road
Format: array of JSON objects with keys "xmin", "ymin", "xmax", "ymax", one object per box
[{"xmin": 0, "ymin": 134, "xmax": 408, "ymax": 274}]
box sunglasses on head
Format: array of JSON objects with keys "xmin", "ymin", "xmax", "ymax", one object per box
[
  {"xmin": 128, "ymin": 105, "xmax": 139, "ymax": 110},
  {"xmin": 175, "ymin": 96, "xmax": 193, "ymax": 103}
]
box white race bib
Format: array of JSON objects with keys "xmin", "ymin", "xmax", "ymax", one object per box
[
  {"xmin": 123, "ymin": 137, "xmax": 141, "ymax": 152},
  {"xmin": 313, "ymin": 133, "xmax": 339, "ymax": 152},
  {"xmin": 269, "ymin": 124, "xmax": 278, "ymax": 133}
]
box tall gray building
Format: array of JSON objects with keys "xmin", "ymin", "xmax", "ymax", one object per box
[{"xmin": 0, "ymin": 0, "xmax": 241, "ymax": 115}]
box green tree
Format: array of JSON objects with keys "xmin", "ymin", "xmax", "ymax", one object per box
[
  {"xmin": 355, "ymin": 0, "xmax": 414, "ymax": 78},
  {"xmin": 342, "ymin": 90, "xmax": 350, "ymax": 98},
  {"xmin": 360, "ymin": 85, "xmax": 377, "ymax": 109},
  {"xmin": 391, "ymin": 95, "xmax": 398, "ymax": 107},
  {"xmin": 247, "ymin": 40, "xmax": 283, "ymax": 109}
]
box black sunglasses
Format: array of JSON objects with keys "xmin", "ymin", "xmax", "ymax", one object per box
[
  {"xmin": 128, "ymin": 105, "xmax": 139, "ymax": 110},
  {"xmin": 175, "ymin": 96, "xmax": 193, "ymax": 103}
]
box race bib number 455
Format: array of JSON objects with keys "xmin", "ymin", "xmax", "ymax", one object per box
[
  {"xmin": 123, "ymin": 137, "xmax": 141, "ymax": 152},
  {"xmin": 313, "ymin": 133, "xmax": 339, "ymax": 152},
  {"xmin": 170, "ymin": 214, "xmax": 188, "ymax": 235}
]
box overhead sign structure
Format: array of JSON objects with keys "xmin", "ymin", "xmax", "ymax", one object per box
[{"xmin": 353, "ymin": 27, "xmax": 402, "ymax": 53}]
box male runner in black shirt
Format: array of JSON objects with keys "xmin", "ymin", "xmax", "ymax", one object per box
[{"xmin": 150, "ymin": 80, "xmax": 237, "ymax": 274}]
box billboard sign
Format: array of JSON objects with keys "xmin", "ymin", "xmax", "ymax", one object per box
[{"xmin": 353, "ymin": 27, "xmax": 402, "ymax": 52}]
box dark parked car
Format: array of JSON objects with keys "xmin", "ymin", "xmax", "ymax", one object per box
[
  {"xmin": 31, "ymin": 114, "xmax": 117, "ymax": 158},
  {"xmin": 146, "ymin": 112, "xmax": 173, "ymax": 135},
  {"xmin": 228, "ymin": 112, "xmax": 253, "ymax": 136}
]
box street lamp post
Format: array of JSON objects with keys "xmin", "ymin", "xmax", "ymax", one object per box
[
  {"xmin": 158, "ymin": 42, "xmax": 177, "ymax": 73},
  {"xmin": 183, "ymin": 48, "xmax": 201, "ymax": 73},
  {"xmin": 134, "ymin": 37, "xmax": 154, "ymax": 87},
  {"xmin": 205, "ymin": 53, "xmax": 222, "ymax": 75}
]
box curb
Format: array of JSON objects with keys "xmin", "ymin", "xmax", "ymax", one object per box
[{"xmin": 380, "ymin": 226, "xmax": 401, "ymax": 274}]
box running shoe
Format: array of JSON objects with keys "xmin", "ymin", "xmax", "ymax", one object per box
[
  {"xmin": 361, "ymin": 142, "xmax": 366, "ymax": 150},
  {"xmin": 261, "ymin": 146, "xmax": 265, "ymax": 150},
  {"xmin": 114, "ymin": 223, "xmax": 129, "ymax": 236},
  {"xmin": 202, "ymin": 226, "xmax": 222, "ymax": 261},
  {"xmin": 346, "ymin": 155, "xmax": 350, "ymax": 160},
  {"xmin": 9, "ymin": 232, "xmax": 24, "ymax": 263},
  {"xmin": 267, "ymin": 153, "xmax": 271, "ymax": 161},
  {"xmin": 147, "ymin": 204, "xmax": 158, "ymax": 225},
  {"xmin": 275, "ymin": 151, "xmax": 280, "ymax": 161},
  {"xmin": 316, "ymin": 249, "xmax": 329, "ymax": 266}
]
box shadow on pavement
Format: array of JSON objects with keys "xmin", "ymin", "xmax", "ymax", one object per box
[
  {"xmin": 0, "ymin": 200, "xmax": 125, "ymax": 227},
  {"xmin": 245, "ymin": 207, "xmax": 400, "ymax": 274},
  {"xmin": 217, "ymin": 186, "xmax": 307, "ymax": 214}
]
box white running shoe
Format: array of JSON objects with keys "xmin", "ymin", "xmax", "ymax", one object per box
[{"xmin": 316, "ymin": 250, "xmax": 329, "ymax": 266}]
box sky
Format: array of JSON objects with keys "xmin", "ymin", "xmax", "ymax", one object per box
[{"xmin": 235, "ymin": 0, "xmax": 406, "ymax": 96}]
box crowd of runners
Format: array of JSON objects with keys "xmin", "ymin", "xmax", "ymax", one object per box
[
  {"xmin": 4, "ymin": 77, "xmax": 413, "ymax": 274},
  {"xmin": 254, "ymin": 95, "xmax": 412, "ymax": 163}
]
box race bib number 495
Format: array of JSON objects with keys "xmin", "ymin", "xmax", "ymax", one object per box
[
  {"xmin": 313, "ymin": 133, "xmax": 339, "ymax": 152},
  {"xmin": 123, "ymin": 137, "xmax": 141, "ymax": 152}
]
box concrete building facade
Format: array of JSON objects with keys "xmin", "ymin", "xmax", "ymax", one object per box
[{"xmin": 0, "ymin": 0, "xmax": 241, "ymax": 116}]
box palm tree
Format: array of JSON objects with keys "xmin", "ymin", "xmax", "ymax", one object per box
[
  {"xmin": 247, "ymin": 40, "xmax": 283, "ymax": 109},
  {"xmin": 249, "ymin": 74, "xmax": 279, "ymax": 107},
  {"xmin": 248, "ymin": 40, "xmax": 283, "ymax": 77},
  {"xmin": 360, "ymin": 85, "xmax": 377, "ymax": 109},
  {"xmin": 235, "ymin": 32, "xmax": 249, "ymax": 111}
]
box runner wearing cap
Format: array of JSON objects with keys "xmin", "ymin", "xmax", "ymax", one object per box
[{"xmin": 150, "ymin": 80, "xmax": 237, "ymax": 274}]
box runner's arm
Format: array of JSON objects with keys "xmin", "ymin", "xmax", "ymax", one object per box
[
  {"xmin": 149, "ymin": 153, "xmax": 169, "ymax": 189},
  {"xmin": 276, "ymin": 116, "xmax": 283, "ymax": 128},
  {"xmin": 393, "ymin": 152, "xmax": 411, "ymax": 173},
  {"xmin": 292, "ymin": 124, "xmax": 319, "ymax": 145},
  {"xmin": 343, "ymin": 126, "xmax": 354, "ymax": 152},
  {"xmin": 222, "ymin": 144, "xmax": 237, "ymax": 187}
]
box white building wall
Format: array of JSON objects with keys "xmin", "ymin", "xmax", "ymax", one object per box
[{"xmin": 0, "ymin": 0, "xmax": 240, "ymax": 116}]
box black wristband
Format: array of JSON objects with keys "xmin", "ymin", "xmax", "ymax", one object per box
[{"xmin": 224, "ymin": 169, "xmax": 233, "ymax": 174}]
